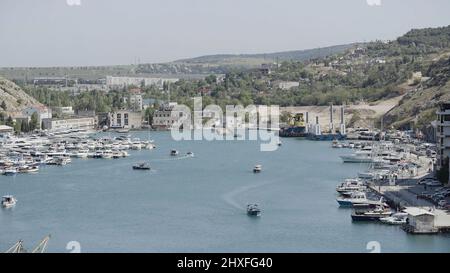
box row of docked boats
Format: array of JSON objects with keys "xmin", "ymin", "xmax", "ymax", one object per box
[
  {"xmin": 0, "ymin": 134, "xmax": 156, "ymax": 176},
  {"xmin": 335, "ymin": 178, "xmax": 407, "ymax": 225}
]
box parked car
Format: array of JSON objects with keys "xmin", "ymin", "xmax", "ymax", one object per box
[
  {"xmin": 438, "ymin": 200, "xmax": 447, "ymax": 208},
  {"xmin": 426, "ymin": 181, "xmax": 442, "ymax": 187},
  {"xmin": 418, "ymin": 177, "xmax": 437, "ymax": 185}
]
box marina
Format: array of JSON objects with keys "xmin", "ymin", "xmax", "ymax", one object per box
[{"xmin": 1, "ymin": 131, "xmax": 450, "ymax": 252}]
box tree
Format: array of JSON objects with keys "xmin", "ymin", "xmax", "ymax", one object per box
[
  {"xmin": 21, "ymin": 120, "xmax": 30, "ymax": 133},
  {"xmin": 205, "ymin": 75, "xmax": 217, "ymax": 85},
  {"xmin": 14, "ymin": 120, "xmax": 21, "ymax": 134},
  {"xmin": 5, "ymin": 116, "xmax": 13, "ymax": 127},
  {"xmin": 1, "ymin": 101, "xmax": 6, "ymax": 110},
  {"xmin": 145, "ymin": 107, "xmax": 155, "ymax": 125},
  {"xmin": 30, "ymin": 112, "xmax": 39, "ymax": 131}
]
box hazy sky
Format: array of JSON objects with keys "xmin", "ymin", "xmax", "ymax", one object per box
[{"xmin": 0, "ymin": 0, "xmax": 449, "ymax": 67}]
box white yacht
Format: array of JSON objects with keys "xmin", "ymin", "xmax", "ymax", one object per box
[
  {"xmin": 3, "ymin": 168, "xmax": 17, "ymax": 176},
  {"xmin": 336, "ymin": 192, "xmax": 387, "ymax": 208},
  {"xmin": 18, "ymin": 165, "xmax": 39, "ymax": 174},
  {"xmin": 336, "ymin": 179, "xmax": 366, "ymax": 194},
  {"xmin": 340, "ymin": 151, "xmax": 374, "ymax": 163}
]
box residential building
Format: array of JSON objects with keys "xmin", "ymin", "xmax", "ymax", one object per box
[
  {"xmin": 123, "ymin": 94, "xmax": 143, "ymax": 111},
  {"xmin": 109, "ymin": 110, "xmax": 143, "ymax": 129},
  {"xmin": 259, "ymin": 64, "xmax": 272, "ymax": 75},
  {"xmin": 42, "ymin": 117, "xmax": 96, "ymax": 132},
  {"xmin": 436, "ymin": 102, "xmax": 450, "ymax": 170},
  {"xmin": 52, "ymin": 106, "xmax": 75, "ymax": 117},
  {"xmin": 106, "ymin": 76, "xmax": 179, "ymax": 90}
]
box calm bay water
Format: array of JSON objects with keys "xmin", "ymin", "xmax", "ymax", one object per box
[{"xmin": 1, "ymin": 131, "xmax": 449, "ymax": 253}]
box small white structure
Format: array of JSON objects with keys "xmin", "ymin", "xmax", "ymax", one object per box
[
  {"xmin": 277, "ymin": 81, "xmax": 299, "ymax": 90},
  {"xmin": 403, "ymin": 207, "xmax": 438, "ymax": 234},
  {"xmin": 0, "ymin": 125, "xmax": 14, "ymax": 135}
]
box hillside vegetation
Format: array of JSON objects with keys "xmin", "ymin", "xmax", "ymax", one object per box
[
  {"xmin": 0, "ymin": 77, "xmax": 42, "ymax": 115},
  {"xmin": 5, "ymin": 25, "xmax": 450, "ymax": 133}
]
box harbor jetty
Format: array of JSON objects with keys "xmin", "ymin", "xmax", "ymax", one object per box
[{"xmin": 333, "ymin": 131, "xmax": 450, "ymax": 235}]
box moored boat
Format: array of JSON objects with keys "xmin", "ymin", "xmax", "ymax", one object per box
[
  {"xmin": 337, "ymin": 192, "xmax": 387, "ymax": 208},
  {"xmin": 351, "ymin": 206, "xmax": 392, "ymax": 221}
]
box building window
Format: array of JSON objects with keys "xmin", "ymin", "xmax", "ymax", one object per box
[
  {"xmin": 117, "ymin": 113, "xmax": 121, "ymax": 125},
  {"xmin": 124, "ymin": 113, "xmax": 129, "ymax": 126}
]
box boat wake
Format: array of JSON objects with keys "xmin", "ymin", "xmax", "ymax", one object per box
[
  {"xmin": 222, "ymin": 181, "xmax": 274, "ymax": 210},
  {"xmin": 150, "ymin": 155, "xmax": 194, "ymax": 162}
]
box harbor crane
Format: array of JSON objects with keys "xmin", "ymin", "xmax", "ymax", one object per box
[{"xmin": 3, "ymin": 235, "xmax": 51, "ymax": 253}]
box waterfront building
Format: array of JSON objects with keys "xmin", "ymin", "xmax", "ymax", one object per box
[
  {"xmin": 22, "ymin": 105, "xmax": 52, "ymax": 129},
  {"xmin": 109, "ymin": 110, "xmax": 143, "ymax": 130},
  {"xmin": 403, "ymin": 207, "xmax": 438, "ymax": 234},
  {"xmin": 436, "ymin": 103, "xmax": 450, "ymax": 172},
  {"xmin": 42, "ymin": 117, "xmax": 96, "ymax": 132},
  {"xmin": 152, "ymin": 102, "xmax": 180, "ymax": 130}
]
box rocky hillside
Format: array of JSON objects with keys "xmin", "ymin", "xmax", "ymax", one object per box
[
  {"xmin": 0, "ymin": 77, "xmax": 43, "ymax": 116},
  {"xmin": 384, "ymin": 56, "xmax": 450, "ymax": 129}
]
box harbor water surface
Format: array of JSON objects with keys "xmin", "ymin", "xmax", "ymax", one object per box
[{"xmin": 1, "ymin": 132, "xmax": 449, "ymax": 253}]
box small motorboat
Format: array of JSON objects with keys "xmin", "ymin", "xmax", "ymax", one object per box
[
  {"xmin": 3, "ymin": 168, "xmax": 17, "ymax": 176},
  {"xmin": 380, "ymin": 212, "xmax": 408, "ymax": 225},
  {"xmin": 253, "ymin": 165, "xmax": 262, "ymax": 173},
  {"xmin": 116, "ymin": 128, "xmax": 130, "ymax": 134},
  {"xmin": 187, "ymin": 152, "xmax": 194, "ymax": 157},
  {"xmin": 336, "ymin": 179, "xmax": 366, "ymax": 194},
  {"xmin": 351, "ymin": 206, "xmax": 392, "ymax": 221},
  {"xmin": 18, "ymin": 165, "xmax": 39, "ymax": 174},
  {"xmin": 170, "ymin": 150, "xmax": 179, "ymax": 156},
  {"xmin": 112, "ymin": 151, "xmax": 123, "ymax": 159},
  {"xmin": 247, "ymin": 204, "xmax": 261, "ymax": 217},
  {"xmin": 132, "ymin": 163, "xmax": 151, "ymax": 170},
  {"xmin": 337, "ymin": 192, "xmax": 387, "ymax": 208},
  {"xmin": 1, "ymin": 195, "xmax": 17, "ymax": 208}
]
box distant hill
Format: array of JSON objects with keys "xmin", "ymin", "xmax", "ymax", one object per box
[
  {"xmin": 0, "ymin": 77, "xmax": 42, "ymax": 116},
  {"xmin": 175, "ymin": 44, "xmax": 356, "ymax": 65}
]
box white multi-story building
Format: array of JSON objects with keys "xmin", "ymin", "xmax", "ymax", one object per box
[
  {"xmin": 106, "ymin": 76, "xmax": 179, "ymax": 90},
  {"xmin": 109, "ymin": 110, "xmax": 143, "ymax": 130},
  {"xmin": 42, "ymin": 117, "xmax": 96, "ymax": 132},
  {"xmin": 152, "ymin": 103, "xmax": 181, "ymax": 130},
  {"xmin": 22, "ymin": 105, "xmax": 52, "ymax": 128},
  {"xmin": 436, "ymin": 103, "xmax": 450, "ymax": 176}
]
